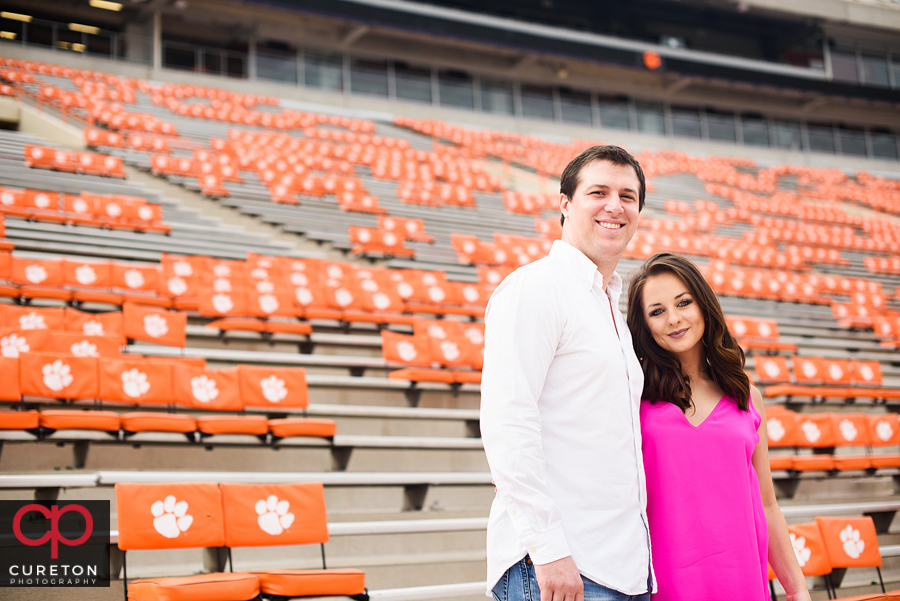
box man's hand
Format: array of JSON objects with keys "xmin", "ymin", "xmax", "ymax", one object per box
[{"xmin": 533, "ymin": 556, "xmax": 583, "ymax": 601}]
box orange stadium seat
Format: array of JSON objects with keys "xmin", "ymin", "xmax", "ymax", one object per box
[{"xmin": 123, "ymin": 302, "xmax": 187, "ymax": 347}]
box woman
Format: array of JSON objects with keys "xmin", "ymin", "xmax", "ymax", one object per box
[{"xmin": 625, "ymin": 253, "xmax": 810, "ymax": 601}]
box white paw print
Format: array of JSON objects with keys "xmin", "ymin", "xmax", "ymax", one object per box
[
  {"xmin": 464, "ymin": 326, "xmax": 484, "ymax": 345},
  {"xmin": 427, "ymin": 324, "xmax": 448, "ymax": 339},
  {"xmin": 290, "ymin": 272, "xmax": 308, "ymax": 286},
  {"xmin": 82, "ymin": 320, "xmax": 105, "ymax": 336},
  {"xmin": 427, "ymin": 286, "xmax": 446, "ymax": 303},
  {"xmin": 123, "ymin": 269, "xmax": 145, "ymax": 290},
  {"xmin": 800, "ymin": 360, "xmax": 818, "ymax": 379},
  {"xmin": 876, "ymin": 420, "xmax": 894, "ymax": 442},
  {"xmin": 24, "ymin": 264, "xmax": 47, "ymax": 284},
  {"xmin": 33, "ymin": 193, "xmax": 52, "ymax": 208},
  {"xmin": 256, "ymin": 280, "xmax": 275, "ymax": 294},
  {"xmin": 334, "ymin": 288, "xmax": 354, "ymax": 307},
  {"xmin": 839, "ymin": 525, "xmax": 865, "ymax": 559},
  {"xmin": 800, "ymin": 421, "xmax": 821, "ymax": 444},
  {"xmin": 105, "ymin": 202, "xmax": 122, "ymax": 217},
  {"xmin": 396, "ymin": 282, "xmax": 414, "ymax": 299},
  {"xmin": 396, "ymin": 340, "xmax": 418, "ymax": 363},
  {"xmin": 137, "ymin": 205, "xmax": 155, "ymax": 221},
  {"xmin": 256, "ymin": 495, "xmax": 295, "ymax": 536},
  {"xmin": 42, "ymin": 360, "xmax": 74, "ymax": 392},
  {"xmin": 731, "ymin": 321, "xmax": 748, "ymax": 336},
  {"xmin": 839, "ymin": 419, "xmax": 858, "ymax": 442},
  {"xmin": 213, "ymin": 278, "xmax": 232, "ymax": 293},
  {"xmin": 75, "ymin": 264, "xmax": 97, "ymax": 285},
  {"xmin": 213, "ymin": 265, "xmax": 231, "ymax": 278},
  {"xmin": 857, "ymin": 364, "xmax": 875, "ymax": 382},
  {"xmin": 462, "ymin": 285, "xmax": 480, "ymax": 303},
  {"xmin": 1, "ymin": 333, "xmax": 29, "ymax": 358},
  {"xmin": 190, "ymin": 374, "xmax": 219, "ymax": 403},
  {"xmin": 143, "ymin": 314, "xmax": 169, "ymax": 339},
  {"xmin": 211, "ymin": 293, "xmax": 234, "ymax": 314},
  {"xmin": 828, "ymin": 363, "xmax": 844, "ymax": 381},
  {"xmin": 121, "ymin": 368, "xmax": 150, "ymax": 399},
  {"xmin": 295, "ymin": 288, "xmax": 313, "ymax": 305},
  {"xmin": 767, "ymin": 417, "xmax": 785, "ymax": 442},
  {"xmin": 69, "ymin": 341, "xmax": 99, "ymax": 357},
  {"xmin": 439, "ymin": 340, "xmax": 460, "ymax": 362},
  {"xmin": 151, "ymin": 495, "xmax": 193, "ymax": 539},
  {"xmin": 19, "ymin": 312, "xmax": 46, "ymax": 330},
  {"xmin": 762, "ymin": 360, "xmax": 781, "ymax": 379},
  {"xmin": 790, "ymin": 533, "xmax": 811, "ymax": 567},
  {"xmin": 258, "ymin": 294, "xmax": 279, "ymax": 314},
  {"xmin": 166, "ymin": 277, "xmax": 188, "ymax": 296},
  {"xmin": 172, "ymin": 261, "xmax": 193, "ymax": 277},
  {"xmin": 260, "ymin": 375, "xmax": 287, "ymax": 403}
]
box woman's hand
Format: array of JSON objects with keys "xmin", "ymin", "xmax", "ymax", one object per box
[{"xmin": 785, "ymin": 591, "xmax": 812, "ymax": 601}]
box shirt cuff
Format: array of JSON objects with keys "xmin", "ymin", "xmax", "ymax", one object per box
[{"xmin": 524, "ymin": 527, "xmax": 571, "ymax": 566}]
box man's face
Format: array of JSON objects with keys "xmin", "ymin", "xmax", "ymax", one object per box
[{"xmin": 558, "ymin": 160, "xmax": 641, "ymax": 269}]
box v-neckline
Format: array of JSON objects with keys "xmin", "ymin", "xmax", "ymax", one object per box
[{"xmin": 674, "ymin": 395, "xmax": 727, "ymax": 430}]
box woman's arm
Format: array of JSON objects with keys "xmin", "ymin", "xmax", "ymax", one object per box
[{"xmin": 749, "ymin": 385, "xmax": 811, "ymax": 601}]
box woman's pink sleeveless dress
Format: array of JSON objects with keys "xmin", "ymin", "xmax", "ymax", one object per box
[{"xmin": 640, "ymin": 396, "xmax": 769, "ymax": 601}]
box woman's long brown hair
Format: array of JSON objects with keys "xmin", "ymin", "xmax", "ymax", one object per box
[{"xmin": 626, "ymin": 253, "xmax": 750, "ymax": 412}]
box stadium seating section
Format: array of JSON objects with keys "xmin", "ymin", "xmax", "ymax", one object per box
[{"xmin": 0, "ymin": 56, "xmax": 898, "ymax": 599}]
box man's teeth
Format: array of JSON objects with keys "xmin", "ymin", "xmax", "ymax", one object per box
[{"xmin": 598, "ymin": 222, "xmax": 623, "ymax": 229}]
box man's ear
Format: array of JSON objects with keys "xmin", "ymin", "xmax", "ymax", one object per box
[{"xmin": 558, "ymin": 193, "xmax": 570, "ymax": 218}]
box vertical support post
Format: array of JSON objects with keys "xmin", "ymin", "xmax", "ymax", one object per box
[
  {"xmin": 152, "ymin": 9, "xmax": 162, "ymax": 73},
  {"xmin": 247, "ymin": 37, "xmax": 256, "ymax": 80}
]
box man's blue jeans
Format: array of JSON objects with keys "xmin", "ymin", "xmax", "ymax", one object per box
[{"xmin": 491, "ymin": 556, "xmax": 651, "ymax": 601}]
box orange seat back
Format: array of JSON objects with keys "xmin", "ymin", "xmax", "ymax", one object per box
[
  {"xmin": 850, "ymin": 360, "xmax": 883, "ymax": 386},
  {"xmin": 868, "ymin": 413, "xmax": 900, "ymax": 446},
  {"xmin": 815, "ymin": 516, "xmax": 882, "ymax": 568},
  {"xmin": 794, "ymin": 413, "xmax": 836, "ymax": 448},
  {"xmin": 115, "ymin": 482, "xmax": 225, "ymax": 550},
  {"xmin": 0, "ymin": 356, "xmax": 20, "ymax": 400},
  {"xmin": 172, "ymin": 364, "xmax": 242, "ymax": 411},
  {"xmin": 0, "ymin": 305, "xmax": 65, "ymax": 330},
  {"xmin": 123, "ymin": 302, "xmax": 187, "ymax": 347},
  {"xmin": 220, "ymin": 482, "xmax": 329, "ymax": 548},
  {"xmin": 11, "ymin": 256, "xmax": 63, "ymax": 287},
  {"xmin": 787, "ymin": 522, "xmax": 832, "ymax": 577},
  {"xmin": 820, "ymin": 358, "xmax": 852, "ymax": 385},
  {"xmin": 792, "ymin": 356, "xmax": 827, "ymax": 384},
  {"xmin": 64, "ymin": 308, "xmax": 123, "ymax": 339},
  {"xmin": 829, "ymin": 413, "xmax": 870, "ymax": 447},
  {"xmin": 753, "ymin": 355, "xmax": 790, "ymax": 384},
  {"xmin": 765, "ymin": 410, "xmax": 798, "ymax": 447},
  {"xmin": 100, "ymin": 357, "xmax": 173, "ymax": 404},
  {"xmin": 19, "ymin": 352, "xmax": 99, "ymax": 399},
  {"xmin": 237, "ymin": 365, "xmax": 309, "ymax": 409},
  {"xmin": 381, "ymin": 330, "xmax": 432, "ymax": 367}
]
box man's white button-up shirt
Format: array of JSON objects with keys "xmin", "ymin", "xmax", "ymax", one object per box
[{"xmin": 481, "ymin": 239, "xmax": 653, "ymax": 596}]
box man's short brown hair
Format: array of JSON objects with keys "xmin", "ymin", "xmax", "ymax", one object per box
[{"xmin": 559, "ymin": 145, "xmax": 646, "ymax": 226}]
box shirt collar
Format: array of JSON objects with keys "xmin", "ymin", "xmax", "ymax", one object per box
[{"xmin": 549, "ymin": 239, "xmax": 623, "ymax": 299}]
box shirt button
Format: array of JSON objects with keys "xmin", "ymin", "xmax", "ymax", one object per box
[
  {"xmin": 511, "ymin": 510, "xmax": 517, "ymax": 516},
  {"xmin": 529, "ymin": 547, "xmax": 536, "ymax": 554}
]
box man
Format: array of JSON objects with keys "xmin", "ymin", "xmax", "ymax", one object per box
[{"xmin": 481, "ymin": 145, "xmax": 653, "ymax": 601}]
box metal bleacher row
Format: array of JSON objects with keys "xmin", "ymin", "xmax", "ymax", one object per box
[{"xmin": 0, "ymin": 57, "xmax": 900, "ymax": 600}]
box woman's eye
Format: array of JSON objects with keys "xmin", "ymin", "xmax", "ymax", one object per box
[
  {"xmin": 678, "ymin": 299, "xmax": 693, "ymax": 307},
  {"xmin": 649, "ymin": 309, "xmax": 663, "ymax": 317}
]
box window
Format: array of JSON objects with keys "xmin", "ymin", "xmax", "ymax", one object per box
[
  {"xmin": 670, "ymin": 106, "xmax": 701, "ymax": 138},
  {"xmin": 838, "ymin": 126, "xmax": 867, "ymax": 156},
  {"xmin": 350, "ymin": 59, "xmax": 388, "ymax": 97},
  {"xmin": 770, "ymin": 120, "xmax": 802, "ymax": 151},
  {"xmin": 394, "ymin": 63, "xmax": 432, "ymax": 104},
  {"xmin": 807, "ymin": 123, "xmax": 835, "ymax": 154},
  {"xmin": 831, "ymin": 49, "xmax": 859, "ymax": 84},
  {"xmin": 559, "ymin": 88, "xmax": 592, "ymax": 124},
  {"xmin": 438, "ymin": 70, "xmax": 474, "ymax": 110},
  {"xmin": 635, "ymin": 101, "xmax": 664, "ymax": 135},
  {"xmin": 871, "ymin": 129, "xmax": 899, "ymax": 160},
  {"xmin": 597, "ymin": 96, "xmax": 630, "ymax": 130},
  {"xmin": 740, "ymin": 114, "xmax": 770, "ymax": 146},
  {"xmin": 257, "ymin": 45, "xmax": 297, "ymax": 84},
  {"xmin": 861, "ymin": 54, "xmax": 890, "ymax": 87},
  {"xmin": 705, "ymin": 109, "xmax": 736, "ymax": 143},
  {"xmin": 480, "ymin": 79, "xmax": 514, "ymax": 115},
  {"xmin": 305, "ymin": 51, "xmax": 342, "ymax": 92},
  {"xmin": 520, "ymin": 85, "xmax": 554, "ymax": 120}
]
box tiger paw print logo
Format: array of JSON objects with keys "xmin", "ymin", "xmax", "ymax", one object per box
[
  {"xmin": 800, "ymin": 420, "xmax": 821, "ymax": 444},
  {"xmin": 840, "ymin": 525, "xmax": 865, "ymax": 559},
  {"xmin": 151, "ymin": 495, "xmax": 193, "ymax": 539},
  {"xmin": 838, "ymin": 419, "xmax": 858, "ymax": 442},
  {"xmin": 191, "ymin": 375, "xmax": 219, "ymax": 403},
  {"xmin": 767, "ymin": 417, "xmax": 785, "ymax": 443},
  {"xmin": 42, "ymin": 360, "xmax": 74, "ymax": 392},
  {"xmin": 790, "ymin": 533, "xmax": 811, "ymax": 567},
  {"xmin": 256, "ymin": 495, "xmax": 294, "ymax": 536},
  {"xmin": 260, "ymin": 375, "xmax": 287, "ymax": 403}
]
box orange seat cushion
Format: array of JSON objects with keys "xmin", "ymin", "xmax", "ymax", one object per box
[
  {"xmin": 172, "ymin": 298, "xmax": 199, "ymax": 311},
  {"xmin": 452, "ymin": 371, "xmax": 482, "ymax": 384},
  {"xmin": 0, "ymin": 284, "xmax": 19, "ymax": 297},
  {"xmin": 39, "ymin": 410, "xmax": 121, "ymax": 432},
  {"xmin": 121, "ymin": 413, "xmax": 198, "ymax": 434},
  {"xmin": 254, "ymin": 569, "xmax": 365, "ymax": 597},
  {"xmin": 388, "ymin": 368, "xmax": 456, "ymax": 384},
  {"xmin": 791, "ymin": 454, "xmax": 836, "ymax": 472},
  {"xmin": 207, "ymin": 318, "xmax": 266, "ymax": 332},
  {"xmin": 196, "ymin": 415, "xmax": 269, "ymax": 436},
  {"xmin": 267, "ymin": 418, "xmax": 336, "ymax": 439},
  {"xmin": 832, "ymin": 455, "xmax": 872, "ymax": 471},
  {"xmin": 73, "ymin": 290, "xmax": 124, "ymax": 305},
  {"xmin": 303, "ymin": 307, "xmax": 344, "ymax": 321},
  {"xmin": 0, "ymin": 410, "xmax": 40, "ymax": 430},
  {"xmin": 123, "ymin": 295, "xmax": 172, "ymax": 308},
  {"xmin": 869, "ymin": 454, "xmax": 900, "ymax": 469},
  {"xmin": 768, "ymin": 455, "xmax": 793, "ymax": 471},
  {"xmin": 263, "ymin": 321, "xmax": 313, "ymax": 335},
  {"xmin": 19, "ymin": 286, "xmax": 72, "ymax": 301},
  {"xmin": 127, "ymin": 572, "xmax": 260, "ymax": 601}
]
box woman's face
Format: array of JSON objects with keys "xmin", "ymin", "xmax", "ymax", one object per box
[{"xmin": 641, "ymin": 272, "xmax": 705, "ymax": 359}]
